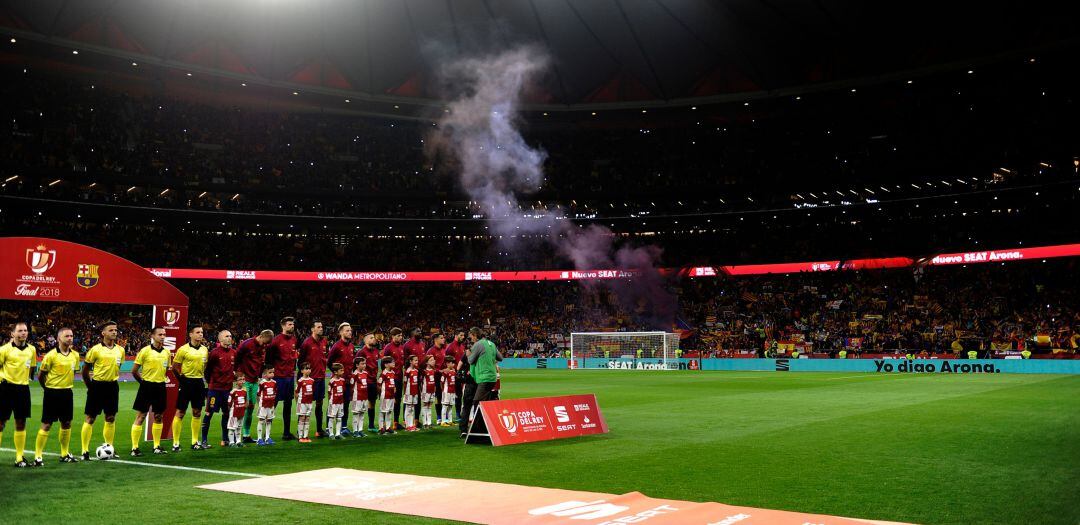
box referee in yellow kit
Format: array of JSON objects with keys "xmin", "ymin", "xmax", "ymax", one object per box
[
  {"xmin": 33, "ymin": 327, "xmax": 80, "ymax": 465},
  {"xmin": 171, "ymin": 326, "xmax": 209, "ymax": 451},
  {"xmin": 0, "ymin": 321, "xmax": 36, "ymax": 467},
  {"xmin": 129, "ymin": 327, "xmax": 171, "ymax": 456},
  {"xmin": 81, "ymin": 321, "xmax": 124, "ymax": 460}
]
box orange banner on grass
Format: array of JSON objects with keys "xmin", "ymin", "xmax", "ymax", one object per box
[{"xmin": 200, "ymin": 468, "xmax": 907, "ymax": 525}]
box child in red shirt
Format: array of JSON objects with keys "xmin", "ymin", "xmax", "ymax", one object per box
[
  {"xmin": 402, "ymin": 355, "xmax": 420, "ymax": 431},
  {"xmin": 295, "ymin": 363, "xmax": 315, "ymax": 443},
  {"xmin": 420, "ymin": 356, "xmax": 438, "ymax": 429},
  {"xmin": 227, "ymin": 373, "xmax": 248, "ymax": 447},
  {"xmin": 256, "ymin": 366, "xmax": 278, "ymax": 445},
  {"xmin": 377, "ymin": 357, "xmax": 397, "ymax": 434},
  {"xmin": 439, "ymin": 360, "xmax": 456, "ymax": 426},
  {"xmin": 326, "ymin": 363, "xmax": 347, "ymax": 439},
  {"xmin": 350, "ymin": 357, "xmax": 369, "ymax": 437}
]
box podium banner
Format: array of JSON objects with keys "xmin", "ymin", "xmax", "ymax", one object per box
[
  {"xmin": 201, "ymin": 468, "xmax": 907, "ymax": 524},
  {"xmin": 478, "ymin": 394, "xmax": 608, "ymax": 446}
]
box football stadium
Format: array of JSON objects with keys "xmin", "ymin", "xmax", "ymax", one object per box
[{"xmin": 1, "ymin": 2, "xmax": 1078, "ymax": 524}]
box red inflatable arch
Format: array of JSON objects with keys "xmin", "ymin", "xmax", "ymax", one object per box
[{"xmin": 1, "ymin": 237, "xmax": 189, "ymax": 438}]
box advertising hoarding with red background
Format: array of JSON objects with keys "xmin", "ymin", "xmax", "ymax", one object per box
[
  {"xmin": 144, "ymin": 243, "xmax": 1080, "ymax": 282},
  {"xmin": 478, "ymin": 394, "xmax": 609, "ymax": 446}
]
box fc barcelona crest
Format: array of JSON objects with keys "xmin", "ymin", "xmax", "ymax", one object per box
[
  {"xmin": 164, "ymin": 307, "xmax": 180, "ymax": 326},
  {"xmin": 77, "ymin": 263, "xmax": 100, "ymax": 289}
]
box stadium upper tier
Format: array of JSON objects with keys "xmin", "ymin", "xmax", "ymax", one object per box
[
  {"xmin": 1, "ymin": 48, "xmax": 1077, "ymax": 223},
  {"xmin": 2, "ymin": 1, "xmax": 1075, "ymax": 108}
]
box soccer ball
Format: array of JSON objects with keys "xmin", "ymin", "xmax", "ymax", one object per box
[{"xmin": 95, "ymin": 443, "xmax": 115, "ymax": 460}]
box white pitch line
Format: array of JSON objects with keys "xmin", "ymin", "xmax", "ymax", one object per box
[{"xmin": 0, "ymin": 447, "xmax": 264, "ymax": 477}]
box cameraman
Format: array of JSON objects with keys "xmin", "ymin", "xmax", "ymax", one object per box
[{"xmin": 459, "ymin": 327, "xmax": 503, "ymax": 437}]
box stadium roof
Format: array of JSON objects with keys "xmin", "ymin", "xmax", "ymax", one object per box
[{"xmin": 1, "ymin": 1, "xmax": 1076, "ymax": 110}]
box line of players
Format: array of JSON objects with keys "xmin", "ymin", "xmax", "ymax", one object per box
[{"xmin": 0, "ymin": 317, "xmax": 491, "ymax": 466}]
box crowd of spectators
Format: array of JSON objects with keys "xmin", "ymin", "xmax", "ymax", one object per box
[{"xmin": 3, "ymin": 260, "xmax": 1076, "ymax": 359}]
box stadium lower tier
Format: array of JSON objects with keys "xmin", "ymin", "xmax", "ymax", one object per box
[{"xmin": 3, "ymin": 257, "xmax": 1076, "ymax": 359}]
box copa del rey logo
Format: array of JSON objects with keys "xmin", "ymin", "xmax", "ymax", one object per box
[
  {"xmin": 499, "ymin": 409, "xmax": 518, "ymax": 433},
  {"xmin": 26, "ymin": 245, "xmax": 56, "ymax": 275},
  {"xmin": 163, "ymin": 307, "xmax": 181, "ymax": 326},
  {"xmin": 498, "ymin": 408, "xmax": 546, "ymax": 435},
  {"xmin": 20, "ymin": 244, "xmax": 60, "ymax": 285}
]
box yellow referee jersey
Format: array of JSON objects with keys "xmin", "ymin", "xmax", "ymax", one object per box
[
  {"xmin": 85, "ymin": 343, "xmax": 124, "ymax": 382},
  {"xmin": 134, "ymin": 345, "xmax": 171, "ymax": 383},
  {"xmin": 173, "ymin": 343, "xmax": 208, "ymax": 379},
  {"xmin": 0, "ymin": 342, "xmax": 36, "ymax": 385},
  {"xmin": 39, "ymin": 348, "xmax": 80, "ymax": 389}
]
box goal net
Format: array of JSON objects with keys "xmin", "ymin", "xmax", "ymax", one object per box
[{"xmin": 569, "ymin": 332, "xmax": 680, "ymax": 370}]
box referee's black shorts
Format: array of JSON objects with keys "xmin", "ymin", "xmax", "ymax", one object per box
[
  {"xmin": 84, "ymin": 380, "xmax": 120, "ymax": 417},
  {"xmin": 175, "ymin": 377, "xmax": 207, "ymax": 411},
  {"xmin": 0, "ymin": 382, "xmax": 31, "ymax": 421},
  {"xmin": 132, "ymin": 381, "xmax": 167, "ymax": 414},
  {"xmin": 41, "ymin": 387, "xmax": 74, "ymax": 424}
]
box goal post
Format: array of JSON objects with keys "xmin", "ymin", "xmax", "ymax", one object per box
[{"xmin": 569, "ymin": 332, "xmax": 680, "ymax": 370}]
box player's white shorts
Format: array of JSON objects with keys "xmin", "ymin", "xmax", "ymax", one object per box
[
  {"xmin": 441, "ymin": 394, "xmax": 456, "ymax": 405},
  {"xmin": 227, "ymin": 415, "xmax": 241, "ymax": 430},
  {"xmin": 403, "ymin": 394, "xmax": 418, "ymax": 405},
  {"xmin": 258, "ymin": 406, "xmax": 276, "ymax": 420},
  {"xmin": 327, "ymin": 403, "xmax": 344, "ymax": 418},
  {"xmin": 380, "ymin": 398, "xmax": 395, "ymax": 413},
  {"xmin": 421, "ymin": 392, "xmax": 435, "ymax": 404},
  {"xmin": 297, "ymin": 402, "xmax": 312, "ymax": 416},
  {"xmin": 351, "ymin": 399, "xmax": 369, "ymax": 413}
]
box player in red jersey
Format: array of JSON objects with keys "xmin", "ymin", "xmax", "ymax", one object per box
[
  {"xmin": 326, "ymin": 364, "xmax": 347, "ymax": 439},
  {"xmin": 402, "ymin": 355, "xmax": 420, "ymax": 431},
  {"xmin": 357, "ymin": 333, "xmax": 381, "ymax": 432},
  {"xmin": 327, "ymin": 323, "xmax": 355, "ymax": 436},
  {"xmin": 381, "ymin": 328, "xmax": 406, "ymax": 429},
  {"xmin": 256, "ymin": 366, "xmax": 278, "ymax": 446},
  {"xmin": 297, "ymin": 321, "xmax": 328, "ymax": 438},
  {"xmin": 445, "ymin": 331, "xmax": 467, "ymax": 419},
  {"xmin": 426, "ymin": 333, "xmax": 447, "ymax": 421},
  {"xmin": 226, "ymin": 373, "xmax": 247, "ymax": 447},
  {"xmin": 376, "ymin": 357, "xmax": 397, "ymax": 434},
  {"xmin": 403, "ymin": 328, "xmax": 427, "ymax": 375},
  {"xmin": 202, "ymin": 330, "xmax": 235, "ymax": 447},
  {"xmin": 349, "ymin": 357, "xmax": 369, "ymax": 437},
  {"xmin": 420, "ymin": 356, "xmax": 438, "ymax": 429},
  {"xmin": 266, "ymin": 317, "xmax": 299, "ymax": 441},
  {"xmin": 439, "ymin": 359, "xmax": 457, "ymax": 426},
  {"xmin": 295, "ymin": 363, "xmax": 315, "ymax": 443}
]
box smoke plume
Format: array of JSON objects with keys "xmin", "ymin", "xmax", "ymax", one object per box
[{"xmin": 426, "ymin": 46, "xmax": 676, "ymax": 329}]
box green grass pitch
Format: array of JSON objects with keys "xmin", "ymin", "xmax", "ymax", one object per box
[{"xmin": 1, "ymin": 370, "xmax": 1077, "ymax": 524}]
